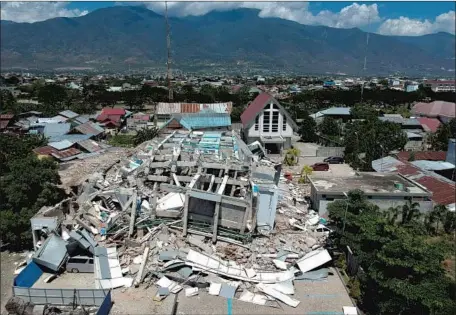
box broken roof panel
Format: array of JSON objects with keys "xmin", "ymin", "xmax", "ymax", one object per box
[
  {"xmin": 32, "ymin": 234, "xmax": 68, "ymax": 272},
  {"xmin": 77, "ymin": 139, "xmax": 105, "ymax": 153},
  {"xmin": 59, "ymin": 110, "xmax": 79, "ymax": 119},
  {"xmin": 50, "ymin": 147, "xmax": 82, "ymax": 160},
  {"xmin": 33, "ymin": 146, "xmax": 59, "ymax": 156},
  {"xmin": 48, "ymin": 134, "xmax": 93, "ymax": 143},
  {"xmin": 74, "ymin": 121, "xmax": 104, "ymax": 136},
  {"xmin": 48, "ymin": 139, "xmax": 74, "ymax": 150}
]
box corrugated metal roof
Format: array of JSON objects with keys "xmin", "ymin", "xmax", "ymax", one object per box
[
  {"xmin": 51, "ymin": 115, "xmax": 69, "ymax": 122},
  {"xmin": 371, "ymin": 156, "xmax": 405, "ymax": 172},
  {"xmin": 179, "ymin": 113, "xmax": 231, "ymax": 130},
  {"xmin": 157, "ymin": 102, "xmax": 233, "ymax": 115},
  {"xmin": 48, "ymin": 134, "xmax": 93, "ymax": 143},
  {"xmin": 48, "ymin": 140, "xmax": 74, "ymax": 150},
  {"xmin": 417, "ymin": 117, "xmax": 441, "ymax": 133},
  {"xmin": 320, "ymin": 107, "xmax": 351, "ymax": 116},
  {"xmin": 406, "ymin": 131, "xmax": 423, "ymax": 139},
  {"xmin": 379, "ymin": 116, "xmax": 403, "ymax": 124},
  {"xmin": 397, "ymin": 151, "xmax": 446, "ymax": 162},
  {"xmin": 412, "ymin": 101, "xmax": 456, "ymax": 118},
  {"xmin": 75, "ymin": 121, "xmax": 104, "ymax": 136},
  {"xmin": 33, "ymin": 146, "xmax": 59, "ymax": 156},
  {"xmin": 411, "ymin": 160, "xmax": 455, "ymax": 171},
  {"xmin": 101, "ymin": 108, "xmax": 126, "ymax": 116},
  {"xmin": 402, "ymin": 118, "xmax": 421, "ymax": 126},
  {"xmin": 447, "ymin": 139, "xmax": 455, "ymax": 165},
  {"xmin": 32, "ymin": 234, "xmax": 68, "ymax": 272},
  {"xmin": 77, "ymin": 139, "xmax": 105, "ymax": 153},
  {"xmin": 51, "ymin": 147, "xmax": 82, "ymax": 160},
  {"xmin": 59, "ymin": 110, "xmax": 79, "ymax": 119},
  {"xmin": 43, "ymin": 123, "xmax": 71, "ymax": 138},
  {"xmin": 74, "ymin": 116, "xmax": 90, "ymax": 124}
]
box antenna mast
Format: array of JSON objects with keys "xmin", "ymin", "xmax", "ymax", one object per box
[
  {"xmin": 165, "ymin": 1, "xmax": 173, "ymax": 101},
  {"xmin": 361, "ymin": 9, "xmax": 372, "ymax": 103}
]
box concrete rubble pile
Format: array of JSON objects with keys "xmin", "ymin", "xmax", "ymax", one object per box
[{"xmin": 25, "ymin": 130, "xmax": 333, "ymax": 309}]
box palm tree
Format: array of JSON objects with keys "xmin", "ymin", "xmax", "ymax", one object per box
[
  {"xmin": 385, "ymin": 206, "xmax": 401, "ymax": 225},
  {"xmin": 431, "ymin": 205, "xmax": 447, "ymax": 234},
  {"xmin": 401, "ymin": 200, "xmax": 421, "ymax": 225},
  {"xmin": 424, "ymin": 211, "xmax": 436, "ymax": 235}
]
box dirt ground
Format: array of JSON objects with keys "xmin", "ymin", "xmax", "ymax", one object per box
[{"xmin": 0, "ymin": 251, "xmax": 28, "ymax": 314}]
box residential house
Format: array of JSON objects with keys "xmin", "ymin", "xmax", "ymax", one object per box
[
  {"xmin": 127, "ymin": 113, "xmax": 152, "ymax": 131},
  {"xmin": 72, "ymin": 121, "xmax": 105, "ymax": 139},
  {"xmin": 310, "ymin": 107, "xmax": 352, "ymax": 124},
  {"xmin": 308, "ymin": 172, "xmax": 433, "ymax": 216},
  {"xmin": 96, "ymin": 108, "xmax": 127, "ymax": 130},
  {"xmin": 0, "ymin": 114, "xmax": 15, "ymax": 131},
  {"xmin": 405, "ymin": 81, "xmax": 419, "ymax": 92},
  {"xmin": 372, "ymin": 155, "xmax": 455, "ymax": 211},
  {"xmin": 412, "ymin": 101, "xmax": 455, "ymax": 123},
  {"xmin": 423, "ymin": 80, "xmax": 455, "ymax": 92},
  {"xmin": 380, "ymin": 115, "xmax": 425, "ymax": 151},
  {"xmin": 240, "ymin": 93, "xmax": 298, "ymax": 153}
]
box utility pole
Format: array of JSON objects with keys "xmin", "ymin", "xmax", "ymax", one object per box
[{"xmin": 165, "ymin": 1, "xmax": 173, "ymax": 101}]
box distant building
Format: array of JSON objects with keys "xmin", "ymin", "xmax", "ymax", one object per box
[
  {"xmin": 240, "ymin": 93, "xmax": 298, "ymax": 153},
  {"xmin": 310, "ymin": 107, "xmax": 352, "ymax": 123},
  {"xmin": 423, "ymin": 80, "xmax": 455, "ymax": 92},
  {"xmin": 405, "ymin": 81, "xmax": 419, "ymax": 92}
]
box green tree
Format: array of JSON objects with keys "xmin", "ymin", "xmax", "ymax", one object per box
[
  {"xmin": 443, "ymin": 210, "xmax": 456, "ymax": 234},
  {"xmin": 430, "ymin": 205, "xmax": 448, "ymax": 233},
  {"xmin": 401, "ymin": 200, "xmax": 421, "ymax": 225},
  {"xmin": 430, "ymin": 119, "xmax": 455, "ymax": 151},
  {"xmin": 37, "ymin": 84, "xmax": 68, "ymax": 115},
  {"xmin": 0, "ymin": 90, "xmax": 17, "ymax": 113},
  {"xmin": 344, "ymin": 119, "xmax": 407, "ymax": 171},
  {"xmin": 298, "ymin": 110, "xmax": 318, "ymax": 142},
  {"xmin": 351, "ymin": 103, "xmax": 377, "ymax": 120},
  {"xmin": 0, "ymin": 134, "xmax": 65, "ymax": 250},
  {"xmin": 328, "ymin": 190, "xmax": 456, "ymax": 315},
  {"xmin": 319, "ymin": 117, "xmax": 340, "ymax": 137},
  {"xmin": 230, "ymin": 106, "xmax": 244, "ymax": 123},
  {"xmin": 133, "ymin": 127, "xmax": 160, "ymax": 146}
]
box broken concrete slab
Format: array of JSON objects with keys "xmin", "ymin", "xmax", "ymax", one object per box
[
  {"xmin": 296, "ymin": 249, "xmax": 332, "ymax": 273},
  {"xmin": 256, "ymin": 283, "xmax": 300, "ymax": 308},
  {"xmin": 185, "ymin": 287, "xmax": 199, "ymax": 297}
]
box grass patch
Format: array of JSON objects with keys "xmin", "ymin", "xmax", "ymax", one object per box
[{"xmin": 108, "ymin": 134, "xmax": 135, "ymax": 148}]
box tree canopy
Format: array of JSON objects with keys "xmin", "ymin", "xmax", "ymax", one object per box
[
  {"xmin": 0, "ymin": 134, "xmax": 66, "ymax": 249},
  {"xmin": 328, "ymin": 190, "xmax": 456, "ymax": 315},
  {"xmin": 344, "ymin": 119, "xmax": 407, "ymax": 171}
]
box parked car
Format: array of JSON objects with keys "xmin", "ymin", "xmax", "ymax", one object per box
[
  {"xmin": 323, "ymin": 156, "xmax": 344, "ymax": 164},
  {"xmin": 311, "ymin": 162, "xmax": 329, "ymax": 171},
  {"xmin": 66, "ymin": 256, "xmax": 94, "ymax": 273},
  {"xmin": 314, "ymin": 224, "xmax": 333, "ymax": 236}
]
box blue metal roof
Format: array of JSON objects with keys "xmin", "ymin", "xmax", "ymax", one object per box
[
  {"xmin": 179, "ymin": 113, "xmax": 231, "ymax": 130},
  {"xmin": 49, "ymin": 140, "xmax": 74, "ymax": 150},
  {"xmin": 43, "ymin": 123, "xmax": 71, "ymax": 138},
  {"xmin": 411, "ymin": 160, "xmax": 455, "ymax": 171},
  {"xmin": 59, "ymin": 110, "xmax": 79, "ymax": 119}
]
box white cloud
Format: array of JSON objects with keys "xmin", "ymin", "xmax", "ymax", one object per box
[
  {"xmin": 378, "ymin": 10, "xmax": 455, "ymax": 36},
  {"xmin": 130, "ymin": 1, "xmax": 380, "ymax": 29},
  {"xmin": 0, "ymin": 1, "xmax": 88, "ymax": 23}
]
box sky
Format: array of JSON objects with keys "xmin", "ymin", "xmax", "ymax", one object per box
[{"xmin": 1, "ymin": 1, "xmax": 455, "ymax": 36}]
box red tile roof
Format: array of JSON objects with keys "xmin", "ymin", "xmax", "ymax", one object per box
[
  {"xmin": 240, "ymin": 93, "xmax": 273, "ymax": 127},
  {"xmin": 412, "ymin": 101, "xmax": 455, "ymax": 118},
  {"xmin": 97, "ymin": 114, "xmax": 122, "ymax": 124},
  {"xmin": 396, "ymin": 162, "xmax": 455, "ymax": 205},
  {"xmin": 417, "ymin": 117, "xmax": 441, "ymax": 133},
  {"xmin": 396, "ymin": 151, "xmax": 446, "ymax": 162},
  {"xmin": 101, "ymin": 108, "xmax": 126, "ymax": 116}
]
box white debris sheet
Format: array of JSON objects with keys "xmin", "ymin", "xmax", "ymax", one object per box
[
  {"xmin": 94, "ymin": 246, "xmax": 133, "ymax": 289},
  {"xmin": 156, "ymin": 276, "xmax": 183, "ymax": 294},
  {"xmin": 186, "ymin": 249, "xmax": 294, "ymax": 283},
  {"xmin": 296, "ymin": 249, "xmax": 332, "ymax": 273},
  {"xmin": 256, "ymin": 283, "xmax": 300, "ymax": 308}
]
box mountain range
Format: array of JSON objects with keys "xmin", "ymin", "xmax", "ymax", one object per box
[{"xmin": 1, "ymin": 6, "xmax": 455, "ymax": 75}]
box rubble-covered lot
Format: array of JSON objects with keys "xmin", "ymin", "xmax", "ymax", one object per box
[{"xmin": 9, "ymin": 130, "xmax": 356, "ymax": 314}]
